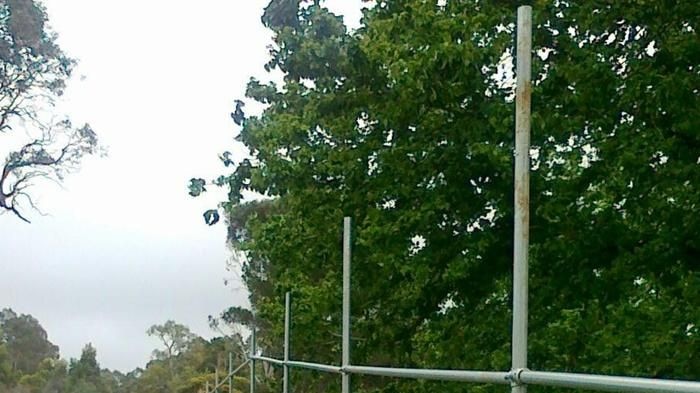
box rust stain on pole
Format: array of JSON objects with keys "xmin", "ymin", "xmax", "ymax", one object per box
[{"xmin": 512, "ymin": 5, "xmax": 532, "ymax": 393}]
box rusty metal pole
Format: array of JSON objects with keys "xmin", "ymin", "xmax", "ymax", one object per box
[
  {"xmin": 284, "ymin": 292, "xmax": 291, "ymax": 393},
  {"xmin": 229, "ymin": 352, "xmax": 233, "ymax": 393},
  {"xmin": 342, "ymin": 217, "xmax": 352, "ymax": 393},
  {"xmin": 249, "ymin": 329, "xmax": 256, "ymax": 393},
  {"xmin": 512, "ymin": 5, "xmax": 532, "ymax": 393}
]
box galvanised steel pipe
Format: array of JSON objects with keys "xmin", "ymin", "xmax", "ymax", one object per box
[
  {"xmin": 244, "ymin": 355, "xmax": 700, "ymax": 393},
  {"xmin": 342, "ymin": 217, "xmax": 352, "ymax": 393},
  {"xmin": 251, "ymin": 355, "xmax": 284, "ymax": 366},
  {"xmin": 519, "ymin": 370, "xmax": 700, "ymax": 393},
  {"xmin": 210, "ymin": 359, "xmax": 250, "ymax": 392},
  {"xmin": 250, "ymin": 355, "xmax": 342, "ymax": 374},
  {"xmin": 287, "ymin": 360, "xmax": 343, "ymax": 374},
  {"xmin": 344, "ymin": 365, "xmax": 511, "ymax": 384},
  {"xmin": 512, "ymin": 5, "xmax": 532, "ymax": 393},
  {"xmin": 249, "ymin": 330, "xmax": 256, "ymax": 393},
  {"xmin": 229, "ymin": 353, "xmax": 233, "ymax": 393},
  {"xmin": 230, "ymin": 359, "xmax": 250, "ymax": 375},
  {"xmin": 284, "ymin": 292, "xmax": 291, "ymax": 393}
]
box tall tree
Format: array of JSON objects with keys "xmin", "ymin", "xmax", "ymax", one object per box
[
  {"xmin": 193, "ymin": 0, "xmax": 699, "ymax": 392},
  {"xmin": 0, "ymin": 0, "xmax": 99, "ymax": 223},
  {"xmin": 0, "ymin": 327, "xmax": 14, "ymax": 388},
  {"xmin": 0, "ymin": 308, "xmax": 59, "ymax": 375},
  {"xmin": 146, "ymin": 321, "xmax": 197, "ymax": 377},
  {"xmin": 68, "ymin": 343, "xmax": 100, "ymax": 382}
]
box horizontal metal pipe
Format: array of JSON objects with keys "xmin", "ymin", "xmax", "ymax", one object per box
[
  {"xmin": 344, "ymin": 365, "xmax": 510, "ymax": 384},
  {"xmin": 250, "ymin": 355, "xmax": 342, "ymax": 374},
  {"xmin": 251, "ymin": 356, "xmax": 285, "ymax": 367},
  {"xmin": 287, "ymin": 360, "xmax": 343, "ymax": 374},
  {"xmin": 516, "ymin": 370, "xmax": 700, "ymax": 393},
  {"xmin": 210, "ymin": 360, "xmax": 251, "ymax": 391},
  {"xmin": 247, "ymin": 356, "xmax": 700, "ymax": 393},
  {"xmin": 520, "ymin": 370, "xmax": 700, "ymax": 393}
]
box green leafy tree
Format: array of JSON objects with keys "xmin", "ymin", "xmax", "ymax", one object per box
[
  {"xmin": 67, "ymin": 380, "xmax": 101, "ymax": 393},
  {"xmin": 16, "ymin": 358, "xmax": 67, "ymax": 393},
  {"xmin": 109, "ymin": 368, "xmax": 142, "ymax": 393},
  {"xmin": 132, "ymin": 362, "xmax": 170, "ymax": 393},
  {"xmin": 135, "ymin": 328, "xmax": 256, "ymax": 393},
  {"xmin": 0, "ymin": 0, "xmax": 99, "ymax": 223},
  {"xmin": 0, "ymin": 328, "xmax": 16, "ymax": 388},
  {"xmin": 193, "ymin": 0, "xmax": 699, "ymax": 392},
  {"xmin": 0, "ymin": 311, "xmax": 126, "ymax": 393},
  {"xmin": 69, "ymin": 344, "xmax": 100, "ymax": 382},
  {"xmin": 0, "ymin": 308, "xmax": 59, "ymax": 375},
  {"xmin": 147, "ymin": 321, "xmax": 197, "ymax": 378}
]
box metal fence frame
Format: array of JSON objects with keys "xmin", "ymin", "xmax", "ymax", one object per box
[
  {"xmin": 205, "ymin": 5, "xmax": 700, "ymax": 393},
  {"xmin": 204, "ymin": 353, "xmax": 250, "ymax": 393}
]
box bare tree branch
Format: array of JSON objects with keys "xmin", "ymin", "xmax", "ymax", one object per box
[
  {"xmin": 0, "ymin": 121, "xmax": 98, "ymax": 221},
  {"xmin": 0, "ymin": 0, "xmax": 96, "ymax": 223}
]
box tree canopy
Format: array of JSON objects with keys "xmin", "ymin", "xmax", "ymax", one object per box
[
  {"xmin": 0, "ymin": 310, "xmax": 253, "ymax": 393},
  {"xmin": 192, "ymin": 0, "xmax": 699, "ymax": 392},
  {"xmin": 0, "ymin": 308, "xmax": 59, "ymax": 375}
]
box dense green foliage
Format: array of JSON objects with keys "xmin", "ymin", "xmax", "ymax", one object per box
[
  {"xmin": 193, "ymin": 0, "xmax": 699, "ymax": 392},
  {"xmin": 0, "ymin": 310, "xmax": 254, "ymax": 393}
]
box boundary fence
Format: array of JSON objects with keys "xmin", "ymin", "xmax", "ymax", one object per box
[
  {"xmin": 203, "ymin": 352, "xmax": 249, "ymax": 393},
  {"xmin": 204, "ymin": 5, "xmax": 700, "ymax": 393}
]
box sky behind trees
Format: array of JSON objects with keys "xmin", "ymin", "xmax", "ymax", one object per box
[{"xmin": 0, "ymin": 0, "xmax": 363, "ymax": 371}]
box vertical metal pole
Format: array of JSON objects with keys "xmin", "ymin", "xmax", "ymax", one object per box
[
  {"xmin": 215, "ymin": 368, "xmax": 219, "ymax": 393},
  {"xmin": 229, "ymin": 352, "xmax": 233, "ymax": 393},
  {"xmin": 283, "ymin": 292, "xmax": 291, "ymax": 393},
  {"xmin": 249, "ymin": 329, "xmax": 256, "ymax": 393},
  {"xmin": 206, "ymin": 380, "xmax": 210, "ymax": 393},
  {"xmin": 512, "ymin": 5, "xmax": 532, "ymax": 393},
  {"xmin": 342, "ymin": 217, "xmax": 352, "ymax": 393}
]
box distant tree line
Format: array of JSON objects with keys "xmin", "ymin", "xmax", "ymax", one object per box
[{"xmin": 0, "ymin": 309, "xmax": 260, "ymax": 393}]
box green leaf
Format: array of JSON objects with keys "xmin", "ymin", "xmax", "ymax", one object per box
[
  {"xmin": 187, "ymin": 178, "xmax": 206, "ymax": 197},
  {"xmin": 203, "ymin": 209, "xmax": 220, "ymax": 226}
]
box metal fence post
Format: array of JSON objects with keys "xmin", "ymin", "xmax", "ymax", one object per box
[
  {"xmin": 512, "ymin": 5, "xmax": 532, "ymax": 393},
  {"xmin": 229, "ymin": 352, "xmax": 233, "ymax": 393},
  {"xmin": 250, "ymin": 329, "xmax": 256, "ymax": 393},
  {"xmin": 284, "ymin": 292, "xmax": 291, "ymax": 393},
  {"xmin": 342, "ymin": 217, "xmax": 352, "ymax": 393},
  {"xmin": 215, "ymin": 368, "xmax": 219, "ymax": 393}
]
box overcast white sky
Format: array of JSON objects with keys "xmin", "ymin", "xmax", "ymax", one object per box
[{"xmin": 0, "ymin": 0, "xmax": 363, "ymax": 372}]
